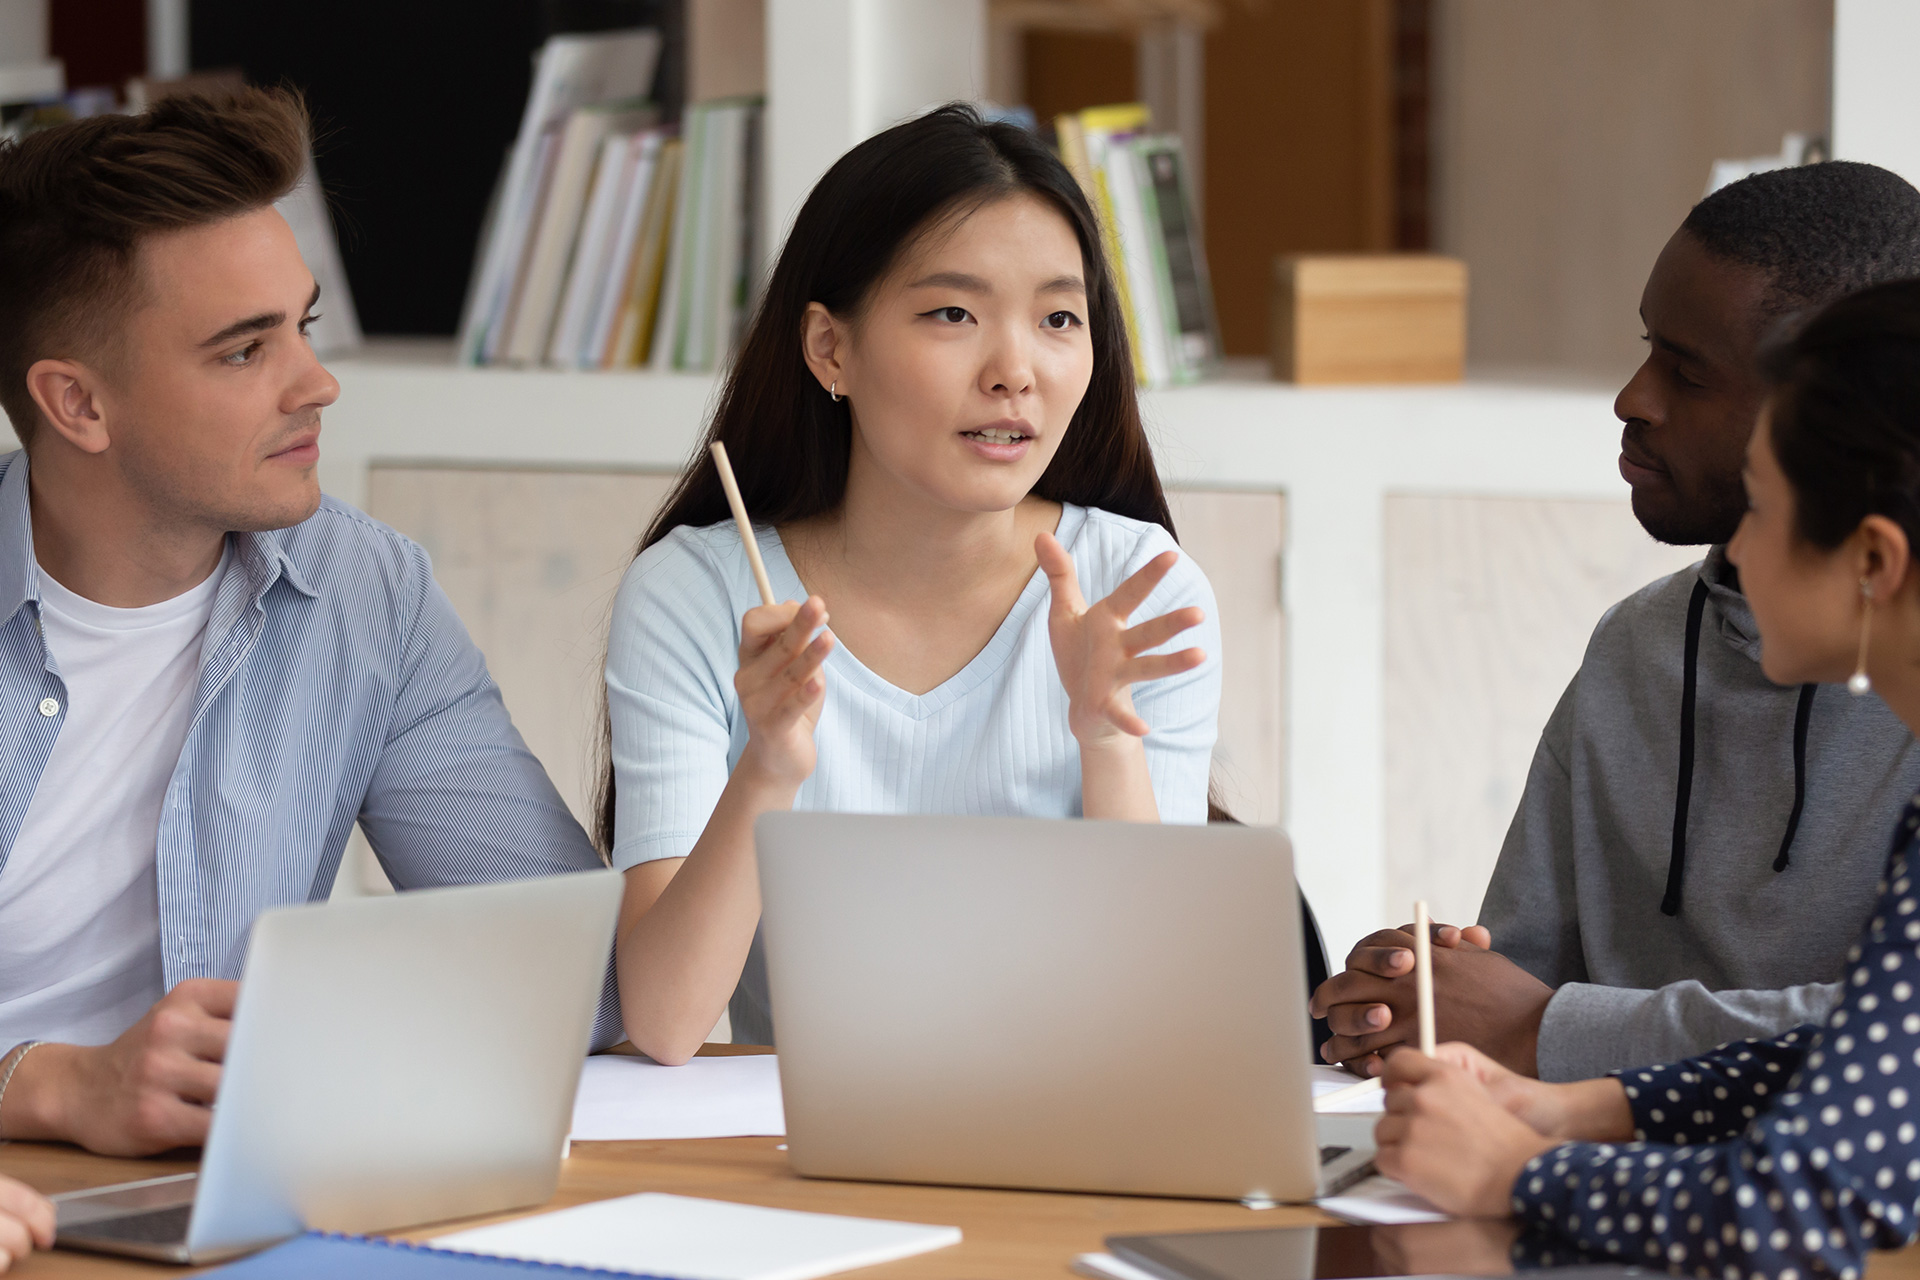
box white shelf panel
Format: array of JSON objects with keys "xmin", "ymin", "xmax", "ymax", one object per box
[{"xmin": 323, "ymin": 348, "xmax": 1622, "ymax": 502}]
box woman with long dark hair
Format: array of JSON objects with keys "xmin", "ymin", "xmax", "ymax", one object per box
[
  {"xmin": 602, "ymin": 105, "xmax": 1220, "ymax": 1064},
  {"xmin": 1374, "ymin": 278, "xmax": 1920, "ymax": 1279}
]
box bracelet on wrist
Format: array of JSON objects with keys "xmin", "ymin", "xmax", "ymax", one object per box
[{"xmin": 0, "ymin": 1040, "xmax": 45, "ymax": 1141}]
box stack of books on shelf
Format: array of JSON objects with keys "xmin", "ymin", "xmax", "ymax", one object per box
[
  {"xmin": 457, "ymin": 28, "xmax": 762, "ymax": 374},
  {"xmin": 1055, "ymin": 104, "xmax": 1221, "ymax": 389}
]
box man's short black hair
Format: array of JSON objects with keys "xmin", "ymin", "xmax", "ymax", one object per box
[{"xmin": 1682, "ymin": 160, "xmax": 1920, "ymax": 314}]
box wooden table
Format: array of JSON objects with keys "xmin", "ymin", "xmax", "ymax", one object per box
[
  {"xmin": 6, "ymin": 1047, "xmax": 1920, "ymax": 1279},
  {"xmin": 0, "ymin": 1046, "xmax": 1330, "ymax": 1277}
]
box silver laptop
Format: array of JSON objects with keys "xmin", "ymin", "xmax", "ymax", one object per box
[
  {"xmin": 53, "ymin": 869, "xmax": 624, "ymax": 1264},
  {"xmin": 755, "ymin": 813, "xmax": 1374, "ymax": 1204}
]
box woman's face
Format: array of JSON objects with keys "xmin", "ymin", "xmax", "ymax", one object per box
[
  {"xmin": 812, "ymin": 192, "xmax": 1095, "ymax": 515},
  {"xmin": 1727, "ymin": 405, "xmax": 1867, "ymax": 685}
]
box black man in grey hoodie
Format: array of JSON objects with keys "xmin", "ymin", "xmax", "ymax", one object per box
[{"xmin": 1312, "ymin": 161, "xmax": 1920, "ymax": 1081}]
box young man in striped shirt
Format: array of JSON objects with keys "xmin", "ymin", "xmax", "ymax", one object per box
[{"xmin": 0, "ymin": 89, "xmax": 615, "ymax": 1156}]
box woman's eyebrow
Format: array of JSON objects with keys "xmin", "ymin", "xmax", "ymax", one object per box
[
  {"xmin": 906, "ymin": 270, "xmax": 991, "ymax": 292},
  {"xmin": 1037, "ymin": 274, "xmax": 1086, "ymax": 296}
]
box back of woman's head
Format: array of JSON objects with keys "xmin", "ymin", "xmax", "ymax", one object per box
[
  {"xmin": 1766, "ymin": 278, "xmax": 1920, "ymax": 553},
  {"xmin": 637, "ymin": 102, "xmax": 1168, "ymax": 553}
]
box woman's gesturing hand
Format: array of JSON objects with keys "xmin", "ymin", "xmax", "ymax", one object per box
[
  {"xmin": 734, "ymin": 596, "xmax": 834, "ymax": 789},
  {"xmin": 1035, "ymin": 533, "xmax": 1206, "ymax": 745}
]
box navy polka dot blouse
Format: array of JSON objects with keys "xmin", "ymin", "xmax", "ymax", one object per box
[{"xmin": 1513, "ymin": 798, "xmax": 1920, "ymax": 1279}]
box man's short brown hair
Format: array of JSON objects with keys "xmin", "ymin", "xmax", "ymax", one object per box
[{"xmin": 0, "ymin": 87, "xmax": 309, "ymax": 445}]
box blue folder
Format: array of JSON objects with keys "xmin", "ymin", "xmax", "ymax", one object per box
[{"xmin": 204, "ymin": 1232, "xmax": 675, "ymax": 1278}]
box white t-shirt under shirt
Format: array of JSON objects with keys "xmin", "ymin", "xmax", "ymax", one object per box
[
  {"xmin": 0, "ymin": 546, "xmax": 229, "ymax": 1047},
  {"xmin": 604, "ymin": 504, "xmax": 1222, "ymax": 1043}
]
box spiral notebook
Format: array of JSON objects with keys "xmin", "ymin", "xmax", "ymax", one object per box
[
  {"xmin": 203, "ymin": 1233, "xmax": 667, "ymax": 1278},
  {"xmin": 204, "ymin": 1194, "xmax": 961, "ymax": 1280}
]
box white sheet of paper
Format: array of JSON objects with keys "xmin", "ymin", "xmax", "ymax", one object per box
[
  {"xmin": 1318, "ymin": 1174, "xmax": 1450, "ymax": 1224},
  {"xmin": 432, "ymin": 1191, "xmax": 960, "ymax": 1280},
  {"xmin": 1311, "ymin": 1064, "xmax": 1386, "ymax": 1113},
  {"xmin": 570, "ymin": 1052, "xmax": 786, "ymax": 1141}
]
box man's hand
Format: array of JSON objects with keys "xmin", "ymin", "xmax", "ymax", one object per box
[
  {"xmin": 0, "ymin": 1176, "xmax": 53, "ymax": 1275},
  {"xmin": 1309, "ymin": 923, "xmax": 1553, "ymax": 1077},
  {"xmin": 1373, "ymin": 1045, "xmax": 1561, "ymax": 1217},
  {"xmin": 1, "ymin": 979, "xmax": 236, "ymax": 1156}
]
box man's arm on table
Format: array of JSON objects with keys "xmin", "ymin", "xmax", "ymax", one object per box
[
  {"xmin": 1311, "ymin": 935, "xmax": 1846, "ymax": 1081},
  {"xmin": 1533, "ymin": 977, "xmax": 1842, "ymax": 1081},
  {"xmin": 1310, "ymin": 925, "xmax": 1554, "ymax": 1074},
  {"xmin": 1, "ymin": 559, "xmax": 617, "ymax": 1156},
  {"xmin": 0, "ymin": 980, "xmax": 236, "ymax": 1155}
]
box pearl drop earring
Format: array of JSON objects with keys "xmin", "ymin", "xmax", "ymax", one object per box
[{"xmin": 1849, "ymin": 577, "xmax": 1875, "ymax": 696}]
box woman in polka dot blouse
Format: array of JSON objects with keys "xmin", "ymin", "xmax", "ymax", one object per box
[{"xmin": 1372, "ymin": 279, "xmax": 1920, "ymax": 1280}]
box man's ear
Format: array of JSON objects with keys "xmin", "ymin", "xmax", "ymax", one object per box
[
  {"xmin": 24, "ymin": 358, "xmax": 112, "ymax": 455},
  {"xmin": 800, "ymin": 303, "xmax": 849, "ymax": 399}
]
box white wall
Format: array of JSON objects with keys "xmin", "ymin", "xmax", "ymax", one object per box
[
  {"xmin": 1383, "ymin": 496, "xmax": 1697, "ymax": 928},
  {"xmin": 1833, "ymin": 0, "xmax": 1920, "ymax": 188},
  {"xmin": 1433, "ymin": 0, "xmax": 1833, "ymax": 381}
]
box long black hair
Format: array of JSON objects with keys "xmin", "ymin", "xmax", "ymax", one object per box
[
  {"xmin": 593, "ymin": 103, "xmax": 1171, "ymax": 852},
  {"xmin": 1764, "ymin": 278, "xmax": 1920, "ymax": 552}
]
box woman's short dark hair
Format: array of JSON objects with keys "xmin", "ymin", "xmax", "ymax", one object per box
[
  {"xmin": 1764, "ymin": 278, "xmax": 1920, "ymax": 552},
  {"xmin": 0, "ymin": 88, "xmax": 309, "ymax": 445},
  {"xmin": 594, "ymin": 102, "xmax": 1169, "ymax": 852}
]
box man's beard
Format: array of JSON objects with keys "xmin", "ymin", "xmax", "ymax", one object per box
[{"xmin": 1632, "ymin": 474, "xmax": 1747, "ymax": 547}]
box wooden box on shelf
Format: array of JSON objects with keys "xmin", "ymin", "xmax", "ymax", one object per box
[{"xmin": 1270, "ymin": 253, "xmax": 1467, "ymax": 384}]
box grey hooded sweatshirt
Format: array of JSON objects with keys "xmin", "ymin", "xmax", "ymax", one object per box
[{"xmin": 1479, "ymin": 548, "xmax": 1920, "ymax": 1082}]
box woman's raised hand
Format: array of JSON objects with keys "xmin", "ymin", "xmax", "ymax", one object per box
[
  {"xmin": 734, "ymin": 596, "xmax": 834, "ymax": 788},
  {"xmin": 1035, "ymin": 532, "xmax": 1206, "ymax": 744}
]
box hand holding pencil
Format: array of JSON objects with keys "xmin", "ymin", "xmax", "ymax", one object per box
[
  {"xmin": 712, "ymin": 442, "xmax": 833, "ymax": 788},
  {"xmin": 1357, "ymin": 901, "xmax": 1601, "ymax": 1216}
]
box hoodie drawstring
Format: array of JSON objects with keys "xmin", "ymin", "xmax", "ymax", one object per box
[
  {"xmin": 1663, "ymin": 580, "xmax": 1710, "ymax": 917},
  {"xmin": 1663, "ymin": 578, "xmax": 1818, "ymax": 915},
  {"xmin": 1774, "ymin": 682, "xmax": 1817, "ymax": 871}
]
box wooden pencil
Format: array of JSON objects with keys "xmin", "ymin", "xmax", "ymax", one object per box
[
  {"xmin": 1414, "ymin": 899, "xmax": 1436, "ymax": 1056},
  {"xmin": 710, "ymin": 441, "xmax": 776, "ymax": 607}
]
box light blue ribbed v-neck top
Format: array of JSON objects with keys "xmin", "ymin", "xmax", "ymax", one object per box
[{"xmin": 604, "ymin": 503, "xmax": 1222, "ymax": 1042}]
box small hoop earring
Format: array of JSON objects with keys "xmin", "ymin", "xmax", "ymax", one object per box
[
  {"xmin": 829, "ymin": 380, "xmax": 843, "ymax": 403},
  {"xmin": 1849, "ymin": 576, "xmax": 1875, "ymax": 696}
]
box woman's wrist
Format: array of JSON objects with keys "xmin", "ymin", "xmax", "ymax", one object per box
[
  {"xmin": 1073, "ymin": 720, "xmax": 1145, "ymax": 754},
  {"xmin": 1076, "ymin": 732, "xmax": 1159, "ymax": 822},
  {"xmin": 732, "ymin": 740, "xmax": 811, "ymax": 796},
  {"xmin": 1544, "ymin": 1078, "xmax": 1635, "ymax": 1143}
]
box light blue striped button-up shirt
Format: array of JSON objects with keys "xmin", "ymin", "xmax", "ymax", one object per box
[{"xmin": 0, "ymin": 451, "xmax": 620, "ymax": 1047}]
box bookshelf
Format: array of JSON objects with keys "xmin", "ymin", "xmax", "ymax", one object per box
[{"xmin": 311, "ymin": 342, "xmax": 1635, "ymax": 954}]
